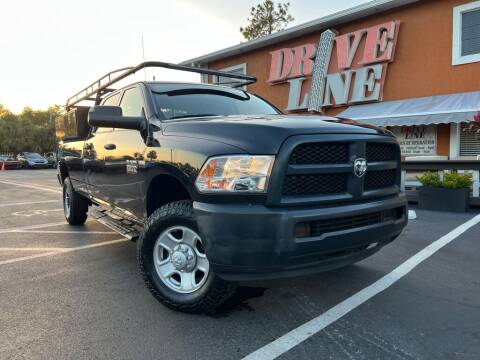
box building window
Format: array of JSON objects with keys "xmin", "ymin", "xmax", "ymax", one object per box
[
  {"xmin": 213, "ymin": 63, "xmax": 247, "ymax": 89},
  {"xmin": 452, "ymin": 1, "xmax": 480, "ymax": 65},
  {"xmin": 460, "ymin": 123, "xmax": 480, "ymax": 157}
]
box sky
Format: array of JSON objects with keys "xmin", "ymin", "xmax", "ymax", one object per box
[{"xmin": 0, "ymin": 0, "xmax": 369, "ymax": 112}]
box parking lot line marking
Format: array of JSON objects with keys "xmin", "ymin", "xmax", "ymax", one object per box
[
  {"xmin": 0, "ymin": 180, "xmax": 61, "ymax": 194},
  {"xmin": 0, "ymin": 221, "xmax": 71, "ymax": 233},
  {"xmin": 242, "ymin": 213, "xmax": 480, "ymax": 360},
  {"xmin": 0, "ymin": 200, "xmax": 59, "ymax": 208},
  {"xmin": 12, "ymin": 209, "xmax": 63, "ymax": 217},
  {"xmin": 0, "ymin": 251, "xmax": 62, "ymax": 265},
  {"xmin": 0, "ymin": 220, "xmax": 114, "ymax": 235},
  {"xmin": 0, "ymin": 247, "xmax": 70, "ymax": 252},
  {"xmin": 0, "ymin": 238, "xmax": 128, "ymax": 266},
  {"xmin": 13, "ymin": 230, "xmax": 117, "ymax": 234}
]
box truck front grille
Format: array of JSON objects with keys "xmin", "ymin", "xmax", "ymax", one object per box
[
  {"xmin": 289, "ymin": 143, "xmax": 348, "ymax": 165},
  {"xmin": 366, "ymin": 143, "xmax": 396, "ymax": 162},
  {"xmin": 280, "ymin": 139, "xmax": 400, "ymax": 203},
  {"xmin": 365, "ymin": 169, "xmax": 397, "ymax": 191},
  {"xmin": 283, "ymin": 174, "xmax": 347, "ymax": 196}
]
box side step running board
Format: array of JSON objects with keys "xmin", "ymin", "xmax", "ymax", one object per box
[{"xmin": 90, "ymin": 207, "xmax": 141, "ymax": 241}]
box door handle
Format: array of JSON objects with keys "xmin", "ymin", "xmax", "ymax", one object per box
[{"xmin": 104, "ymin": 144, "xmax": 116, "ymax": 150}]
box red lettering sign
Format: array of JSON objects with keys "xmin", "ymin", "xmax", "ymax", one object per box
[
  {"xmin": 268, "ymin": 44, "xmax": 316, "ymax": 82},
  {"xmin": 290, "ymin": 44, "xmax": 316, "ymax": 78},
  {"xmin": 268, "ymin": 48, "xmax": 293, "ymax": 83},
  {"xmin": 267, "ymin": 21, "xmax": 400, "ymax": 111},
  {"xmin": 335, "ymin": 29, "xmax": 367, "ymax": 70},
  {"xmin": 361, "ymin": 21, "xmax": 399, "ymax": 65}
]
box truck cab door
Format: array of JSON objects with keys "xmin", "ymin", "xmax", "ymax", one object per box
[
  {"xmin": 102, "ymin": 86, "xmax": 147, "ymax": 219},
  {"xmin": 84, "ymin": 91, "xmax": 122, "ymax": 204},
  {"xmin": 83, "ymin": 127, "xmax": 112, "ymax": 202},
  {"xmin": 61, "ymin": 140, "xmax": 88, "ymax": 194}
]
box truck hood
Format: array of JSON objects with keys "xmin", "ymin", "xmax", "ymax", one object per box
[{"xmin": 161, "ymin": 114, "xmax": 391, "ymax": 154}]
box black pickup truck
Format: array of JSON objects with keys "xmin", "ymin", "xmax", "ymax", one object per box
[{"xmin": 57, "ymin": 62, "xmax": 407, "ymax": 313}]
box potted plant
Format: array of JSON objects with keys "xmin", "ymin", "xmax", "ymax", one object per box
[{"xmin": 417, "ymin": 171, "xmax": 473, "ymax": 212}]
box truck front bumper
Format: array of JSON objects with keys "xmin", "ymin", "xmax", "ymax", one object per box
[{"xmin": 194, "ymin": 195, "xmax": 407, "ymax": 281}]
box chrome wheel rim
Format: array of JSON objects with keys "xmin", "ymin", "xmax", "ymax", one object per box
[
  {"xmin": 153, "ymin": 226, "xmax": 209, "ymax": 294},
  {"xmin": 64, "ymin": 189, "xmax": 71, "ymax": 218}
]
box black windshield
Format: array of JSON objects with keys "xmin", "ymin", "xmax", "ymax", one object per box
[{"xmin": 150, "ymin": 86, "xmax": 280, "ymax": 120}]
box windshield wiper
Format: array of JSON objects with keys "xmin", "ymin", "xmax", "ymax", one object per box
[{"xmin": 168, "ymin": 114, "xmax": 219, "ymax": 120}]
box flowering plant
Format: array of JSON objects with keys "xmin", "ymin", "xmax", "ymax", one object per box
[{"xmin": 463, "ymin": 113, "xmax": 480, "ymax": 138}]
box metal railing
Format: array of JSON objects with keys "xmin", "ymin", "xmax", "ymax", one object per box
[
  {"xmin": 401, "ymin": 160, "xmax": 480, "ymax": 199},
  {"xmin": 66, "ymin": 61, "xmax": 258, "ymax": 110}
]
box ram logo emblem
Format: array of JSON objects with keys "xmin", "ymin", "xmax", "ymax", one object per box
[{"xmin": 353, "ymin": 158, "xmax": 367, "ymax": 178}]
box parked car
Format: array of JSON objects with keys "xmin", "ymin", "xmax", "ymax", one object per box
[
  {"xmin": 0, "ymin": 155, "xmax": 22, "ymax": 170},
  {"xmin": 16, "ymin": 152, "xmax": 49, "ymax": 169},
  {"xmin": 44, "ymin": 152, "xmax": 58, "ymax": 168},
  {"xmin": 57, "ymin": 62, "xmax": 407, "ymax": 313}
]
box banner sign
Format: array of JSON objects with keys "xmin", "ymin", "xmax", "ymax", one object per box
[
  {"xmin": 268, "ymin": 21, "xmax": 400, "ymax": 111},
  {"xmin": 391, "ymin": 125, "xmax": 437, "ymax": 156}
]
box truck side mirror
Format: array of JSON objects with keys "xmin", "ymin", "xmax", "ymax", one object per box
[{"xmin": 88, "ymin": 106, "xmax": 146, "ymax": 131}]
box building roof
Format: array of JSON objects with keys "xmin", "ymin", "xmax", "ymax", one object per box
[{"xmin": 180, "ymin": 0, "xmax": 419, "ymax": 67}]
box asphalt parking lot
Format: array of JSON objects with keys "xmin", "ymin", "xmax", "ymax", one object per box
[{"xmin": 0, "ymin": 169, "xmax": 479, "ymax": 360}]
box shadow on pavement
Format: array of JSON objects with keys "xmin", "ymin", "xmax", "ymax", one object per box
[{"xmin": 208, "ymin": 286, "xmax": 268, "ymax": 318}]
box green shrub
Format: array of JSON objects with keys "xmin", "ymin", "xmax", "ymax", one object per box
[
  {"xmin": 417, "ymin": 171, "xmax": 442, "ymax": 188},
  {"xmin": 417, "ymin": 171, "xmax": 472, "ymax": 189},
  {"xmin": 443, "ymin": 172, "xmax": 473, "ymax": 189}
]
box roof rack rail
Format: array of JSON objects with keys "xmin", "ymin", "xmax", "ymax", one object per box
[{"xmin": 66, "ymin": 61, "xmax": 257, "ymax": 110}]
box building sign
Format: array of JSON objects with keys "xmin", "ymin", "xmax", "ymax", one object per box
[
  {"xmin": 268, "ymin": 21, "xmax": 400, "ymax": 111},
  {"xmin": 391, "ymin": 125, "xmax": 437, "ymax": 156}
]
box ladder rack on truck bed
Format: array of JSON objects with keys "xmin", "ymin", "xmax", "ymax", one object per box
[{"xmin": 66, "ymin": 61, "xmax": 257, "ymax": 110}]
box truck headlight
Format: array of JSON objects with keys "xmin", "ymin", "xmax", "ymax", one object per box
[{"xmin": 195, "ymin": 155, "xmax": 275, "ymax": 193}]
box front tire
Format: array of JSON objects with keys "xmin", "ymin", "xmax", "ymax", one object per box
[
  {"xmin": 62, "ymin": 177, "xmax": 89, "ymax": 225},
  {"xmin": 137, "ymin": 200, "xmax": 236, "ymax": 313}
]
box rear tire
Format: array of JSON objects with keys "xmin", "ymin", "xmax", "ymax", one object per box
[
  {"xmin": 137, "ymin": 200, "xmax": 236, "ymax": 313},
  {"xmin": 63, "ymin": 177, "xmax": 89, "ymax": 225}
]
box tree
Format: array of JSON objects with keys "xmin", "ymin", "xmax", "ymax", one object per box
[
  {"xmin": 240, "ymin": 0, "xmax": 294, "ymax": 41},
  {"xmin": 0, "ymin": 104, "xmax": 62, "ymax": 155}
]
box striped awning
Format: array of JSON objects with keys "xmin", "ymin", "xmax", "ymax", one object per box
[{"xmin": 337, "ymin": 91, "xmax": 480, "ymax": 127}]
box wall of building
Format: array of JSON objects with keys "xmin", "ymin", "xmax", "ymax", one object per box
[
  {"xmin": 209, "ymin": 0, "xmax": 479, "ymax": 109},
  {"xmin": 207, "ymin": 0, "xmax": 478, "ymax": 158}
]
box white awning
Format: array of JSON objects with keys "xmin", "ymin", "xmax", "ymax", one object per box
[{"xmin": 337, "ymin": 91, "xmax": 480, "ymax": 127}]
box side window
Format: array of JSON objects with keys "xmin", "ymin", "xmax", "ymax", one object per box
[
  {"xmin": 94, "ymin": 93, "xmax": 120, "ymax": 133},
  {"xmin": 102, "ymin": 93, "xmax": 120, "ymax": 106},
  {"xmin": 120, "ymin": 87, "xmax": 144, "ymax": 117}
]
